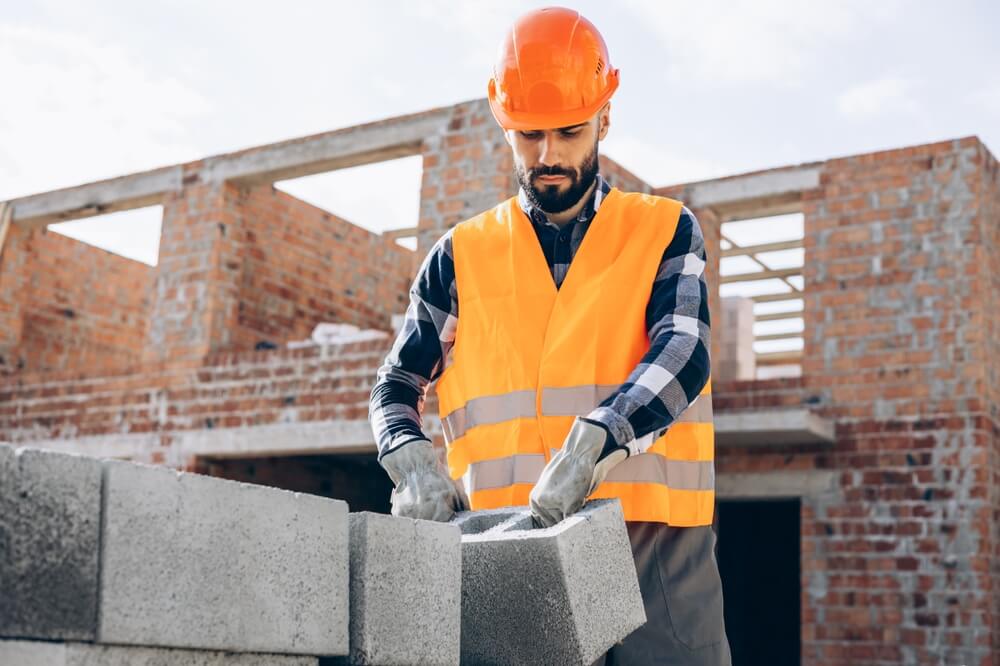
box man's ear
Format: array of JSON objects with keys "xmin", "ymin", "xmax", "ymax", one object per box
[{"xmin": 597, "ymin": 103, "xmax": 611, "ymax": 141}]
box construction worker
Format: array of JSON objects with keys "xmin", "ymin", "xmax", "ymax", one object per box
[{"xmin": 369, "ymin": 6, "xmax": 731, "ymax": 664}]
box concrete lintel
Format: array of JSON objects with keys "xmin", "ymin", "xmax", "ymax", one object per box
[
  {"xmin": 203, "ymin": 107, "xmax": 452, "ymax": 186},
  {"xmin": 715, "ymin": 408, "xmax": 835, "ymax": 447},
  {"xmin": 717, "ymin": 469, "xmax": 838, "ymax": 499},
  {"xmin": 8, "ymin": 166, "xmax": 181, "ymax": 229},
  {"xmin": 177, "ymin": 419, "xmax": 378, "ymax": 461},
  {"xmin": 8, "ymin": 433, "xmax": 163, "ymax": 461},
  {"xmin": 686, "ymin": 165, "xmax": 822, "ymax": 219},
  {"xmin": 5, "ymin": 106, "xmax": 453, "ymax": 228}
]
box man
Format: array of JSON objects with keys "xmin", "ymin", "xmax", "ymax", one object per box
[{"xmin": 369, "ymin": 7, "xmax": 731, "ymax": 664}]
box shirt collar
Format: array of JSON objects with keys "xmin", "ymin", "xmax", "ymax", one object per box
[{"xmin": 517, "ymin": 173, "xmax": 611, "ymax": 229}]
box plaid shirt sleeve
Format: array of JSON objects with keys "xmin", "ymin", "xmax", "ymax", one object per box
[
  {"xmin": 583, "ymin": 207, "xmax": 712, "ymax": 456},
  {"xmin": 368, "ymin": 228, "xmax": 458, "ymax": 460}
]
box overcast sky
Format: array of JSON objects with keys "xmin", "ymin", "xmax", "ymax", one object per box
[{"xmin": 2, "ymin": 0, "xmax": 997, "ymax": 267}]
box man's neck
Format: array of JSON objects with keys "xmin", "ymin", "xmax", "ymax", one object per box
[{"xmin": 544, "ymin": 178, "xmax": 598, "ymax": 228}]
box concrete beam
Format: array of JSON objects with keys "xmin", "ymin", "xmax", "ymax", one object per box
[
  {"xmin": 5, "ymin": 106, "xmax": 452, "ymax": 229},
  {"xmin": 209, "ymin": 107, "xmax": 451, "ymax": 186},
  {"xmin": 10, "ymin": 433, "xmax": 164, "ymax": 461},
  {"xmin": 14, "ymin": 420, "xmax": 381, "ymax": 465},
  {"xmin": 341, "ymin": 513, "xmax": 461, "ymax": 665},
  {"xmin": 681, "ymin": 164, "xmax": 822, "ymax": 221},
  {"xmin": 177, "ymin": 419, "xmax": 378, "ymax": 462},
  {"xmin": 717, "ymin": 470, "xmax": 838, "ymax": 499},
  {"xmin": 98, "ymin": 459, "xmax": 350, "ymax": 655},
  {"xmin": 452, "ymin": 499, "xmax": 645, "ymax": 665},
  {"xmin": 7, "ymin": 166, "xmax": 180, "ymax": 229},
  {"xmin": 0, "ymin": 640, "xmax": 317, "ymax": 666},
  {"xmin": 715, "ymin": 408, "xmax": 835, "ymax": 446}
]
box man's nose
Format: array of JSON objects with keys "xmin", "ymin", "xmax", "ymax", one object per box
[{"xmin": 538, "ymin": 134, "xmax": 562, "ymax": 167}]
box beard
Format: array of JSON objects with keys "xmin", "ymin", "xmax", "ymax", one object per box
[{"xmin": 515, "ymin": 140, "xmax": 600, "ymax": 215}]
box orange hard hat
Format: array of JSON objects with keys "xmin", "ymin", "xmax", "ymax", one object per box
[{"xmin": 488, "ymin": 7, "xmax": 620, "ymax": 131}]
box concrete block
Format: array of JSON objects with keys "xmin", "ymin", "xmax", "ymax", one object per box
[
  {"xmin": 338, "ymin": 512, "xmax": 461, "ymax": 665},
  {"xmin": 0, "ymin": 444, "xmax": 102, "ymax": 640},
  {"xmin": 451, "ymin": 499, "xmax": 645, "ymax": 665},
  {"xmin": 98, "ymin": 459, "xmax": 349, "ymax": 656},
  {"xmin": 0, "ymin": 639, "xmax": 317, "ymax": 665}
]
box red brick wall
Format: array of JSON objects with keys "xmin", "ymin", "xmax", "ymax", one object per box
[
  {"xmin": 417, "ymin": 99, "xmax": 516, "ymax": 256},
  {"xmin": 231, "ymin": 185, "xmax": 412, "ymax": 348},
  {"xmin": 0, "ymin": 223, "xmax": 29, "ymax": 373},
  {"xmin": 0, "ymin": 339, "xmax": 388, "ymax": 460},
  {"xmin": 978, "ymin": 140, "xmax": 1000, "ymax": 661},
  {"xmin": 0, "ymin": 226, "xmax": 151, "ymax": 375},
  {"xmin": 144, "ymin": 171, "xmax": 412, "ymax": 364},
  {"xmin": 144, "ymin": 171, "xmax": 233, "ymax": 364},
  {"xmin": 715, "ymin": 137, "xmax": 998, "ymax": 665}
]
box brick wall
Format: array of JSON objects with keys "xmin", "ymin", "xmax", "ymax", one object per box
[
  {"xmin": 144, "ymin": 169, "xmax": 234, "ymax": 364},
  {"xmin": 0, "ymin": 225, "xmax": 152, "ymax": 375},
  {"xmin": 978, "ymin": 140, "xmax": 1000, "ymax": 661},
  {"xmin": 144, "ymin": 169, "xmax": 412, "ymax": 364},
  {"xmin": 716, "ymin": 137, "xmax": 998, "ymax": 665},
  {"xmin": 231, "ymin": 185, "xmax": 412, "ymax": 348},
  {"xmin": 0, "ymin": 223, "xmax": 29, "ymax": 372},
  {"xmin": 0, "ymin": 339, "xmax": 388, "ymax": 463},
  {"xmin": 417, "ymin": 99, "xmax": 516, "ymax": 255}
]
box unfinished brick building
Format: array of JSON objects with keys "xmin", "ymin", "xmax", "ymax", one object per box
[{"xmin": 1, "ymin": 98, "xmax": 997, "ymax": 666}]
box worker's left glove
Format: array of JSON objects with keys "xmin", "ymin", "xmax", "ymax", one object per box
[
  {"xmin": 380, "ymin": 438, "xmax": 470, "ymax": 522},
  {"xmin": 529, "ymin": 417, "xmax": 629, "ymax": 528}
]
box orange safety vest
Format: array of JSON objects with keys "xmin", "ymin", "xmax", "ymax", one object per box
[{"xmin": 435, "ymin": 188, "xmax": 715, "ymax": 526}]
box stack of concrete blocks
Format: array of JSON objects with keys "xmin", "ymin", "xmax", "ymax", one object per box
[
  {"xmin": 452, "ymin": 499, "xmax": 646, "ymax": 665},
  {"xmin": 0, "ymin": 443, "xmax": 351, "ymax": 664},
  {"xmin": 2, "ymin": 442, "xmax": 643, "ymax": 665},
  {"xmin": 717, "ymin": 296, "xmax": 756, "ymax": 381}
]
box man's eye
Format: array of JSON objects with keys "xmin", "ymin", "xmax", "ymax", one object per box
[
  {"xmin": 521, "ymin": 132, "xmax": 542, "ymax": 140},
  {"xmin": 560, "ymin": 129, "xmax": 582, "ymax": 138}
]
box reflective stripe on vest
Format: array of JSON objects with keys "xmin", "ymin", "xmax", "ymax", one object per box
[
  {"xmin": 462, "ymin": 450, "xmax": 715, "ymax": 492},
  {"xmin": 442, "ymin": 384, "xmax": 714, "ymax": 442},
  {"xmin": 436, "ymin": 188, "xmax": 715, "ymax": 526}
]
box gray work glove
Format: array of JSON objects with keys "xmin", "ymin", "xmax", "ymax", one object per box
[
  {"xmin": 529, "ymin": 417, "xmax": 629, "ymax": 528},
  {"xmin": 379, "ymin": 438, "xmax": 470, "ymax": 522}
]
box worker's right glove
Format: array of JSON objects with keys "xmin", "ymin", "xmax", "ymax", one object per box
[
  {"xmin": 379, "ymin": 438, "xmax": 469, "ymax": 522},
  {"xmin": 529, "ymin": 417, "xmax": 629, "ymax": 528}
]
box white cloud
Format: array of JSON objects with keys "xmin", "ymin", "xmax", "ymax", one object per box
[
  {"xmin": 837, "ymin": 76, "xmax": 919, "ymax": 119},
  {"xmin": 624, "ymin": 0, "xmax": 902, "ymax": 87},
  {"xmin": 967, "ymin": 83, "xmax": 1000, "ymax": 113},
  {"xmin": 0, "ymin": 23, "xmax": 211, "ymax": 200}
]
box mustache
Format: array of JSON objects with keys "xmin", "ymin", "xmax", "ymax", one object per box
[{"xmin": 531, "ymin": 166, "xmax": 575, "ymax": 179}]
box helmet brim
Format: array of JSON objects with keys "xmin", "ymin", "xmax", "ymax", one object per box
[{"xmin": 487, "ymin": 70, "xmax": 619, "ymax": 131}]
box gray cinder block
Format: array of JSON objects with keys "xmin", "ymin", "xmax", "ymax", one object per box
[
  {"xmin": 0, "ymin": 639, "xmax": 318, "ymax": 665},
  {"xmin": 0, "ymin": 444, "xmax": 102, "ymax": 640},
  {"xmin": 337, "ymin": 512, "xmax": 461, "ymax": 665},
  {"xmin": 97, "ymin": 459, "xmax": 349, "ymax": 656},
  {"xmin": 451, "ymin": 499, "xmax": 646, "ymax": 665}
]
